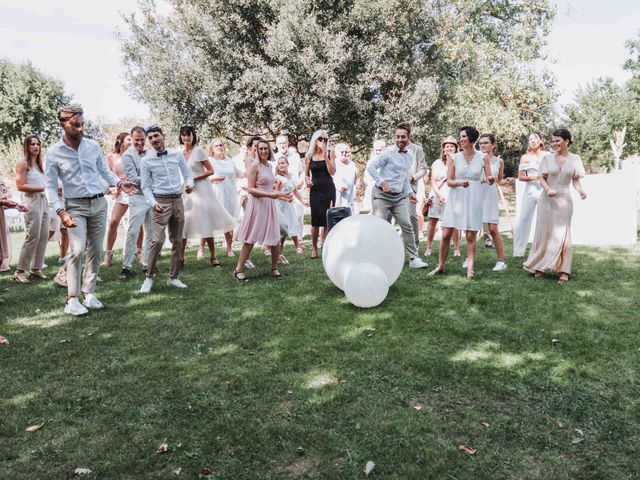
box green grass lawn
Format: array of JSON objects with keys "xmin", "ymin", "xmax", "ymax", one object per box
[{"xmin": 1, "ymin": 235, "xmax": 639, "ymax": 479}]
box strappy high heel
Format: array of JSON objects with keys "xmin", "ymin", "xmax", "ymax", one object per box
[{"xmin": 210, "ymin": 257, "xmax": 221, "ymax": 268}]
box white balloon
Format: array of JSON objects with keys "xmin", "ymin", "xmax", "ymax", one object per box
[
  {"xmin": 322, "ymin": 214, "xmax": 404, "ymax": 291},
  {"xmin": 344, "ymin": 263, "xmax": 389, "ymax": 308}
]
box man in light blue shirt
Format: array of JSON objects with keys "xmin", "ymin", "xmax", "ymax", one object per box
[
  {"xmin": 118, "ymin": 126, "xmax": 153, "ymax": 280},
  {"xmin": 367, "ymin": 122, "xmax": 428, "ymax": 269},
  {"xmin": 45, "ymin": 105, "xmax": 138, "ymax": 316},
  {"xmin": 139, "ymin": 125, "xmax": 194, "ymax": 293}
]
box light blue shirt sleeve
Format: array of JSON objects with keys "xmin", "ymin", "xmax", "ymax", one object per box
[
  {"xmin": 45, "ymin": 151, "xmax": 63, "ymax": 211},
  {"xmin": 367, "ymin": 151, "xmax": 388, "ymax": 187},
  {"xmin": 141, "ymin": 157, "xmax": 157, "ymax": 207}
]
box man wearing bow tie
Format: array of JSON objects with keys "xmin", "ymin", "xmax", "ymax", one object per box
[
  {"xmin": 45, "ymin": 105, "xmax": 139, "ymax": 316},
  {"xmin": 139, "ymin": 125, "xmax": 194, "ymax": 293},
  {"xmin": 367, "ymin": 123, "xmax": 428, "ymax": 269},
  {"xmin": 118, "ymin": 126, "xmax": 153, "ymax": 280}
]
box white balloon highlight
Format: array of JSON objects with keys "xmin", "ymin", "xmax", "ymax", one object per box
[{"xmin": 344, "ymin": 263, "xmax": 389, "ymax": 308}]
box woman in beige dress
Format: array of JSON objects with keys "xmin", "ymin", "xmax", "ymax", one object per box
[
  {"xmin": 523, "ymin": 129, "xmax": 587, "ymax": 283},
  {"xmin": 13, "ymin": 134, "xmax": 49, "ymax": 283}
]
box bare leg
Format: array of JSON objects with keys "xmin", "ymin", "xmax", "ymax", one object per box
[
  {"xmin": 435, "ymin": 227, "xmax": 454, "ymax": 270},
  {"xmin": 426, "ymin": 217, "xmax": 438, "ymax": 254},
  {"xmin": 320, "ymin": 226, "xmax": 328, "ymax": 242},
  {"xmin": 452, "ymin": 229, "xmax": 460, "ymax": 255},
  {"xmin": 235, "ymin": 242, "xmax": 254, "ymax": 275},
  {"xmin": 204, "ymin": 237, "xmax": 216, "ymax": 259},
  {"xmin": 181, "ymin": 239, "xmax": 187, "ymax": 264},
  {"xmin": 105, "ymin": 203, "xmax": 128, "ymax": 251},
  {"xmin": 270, "ymin": 244, "xmax": 281, "ymax": 275},
  {"xmin": 311, "ymin": 226, "xmax": 319, "ymax": 257},
  {"xmin": 465, "ymin": 230, "xmax": 477, "ymax": 277},
  {"xmin": 224, "ymin": 231, "xmax": 233, "ymax": 255},
  {"xmin": 488, "ymin": 223, "xmax": 504, "ymax": 262}
]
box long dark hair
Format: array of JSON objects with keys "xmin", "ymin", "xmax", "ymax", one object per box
[
  {"xmin": 179, "ymin": 125, "xmax": 198, "ymax": 145},
  {"xmin": 23, "ymin": 134, "xmax": 43, "ymax": 172}
]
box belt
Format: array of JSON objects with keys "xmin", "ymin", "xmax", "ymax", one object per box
[
  {"xmin": 155, "ymin": 193, "xmax": 183, "ymax": 199},
  {"xmin": 376, "ymin": 186, "xmax": 401, "ymax": 196},
  {"xmin": 69, "ymin": 193, "xmax": 104, "ymax": 200}
]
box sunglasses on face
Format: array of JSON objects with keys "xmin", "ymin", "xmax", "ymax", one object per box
[
  {"xmin": 317, "ymin": 137, "xmax": 328, "ymax": 143},
  {"xmin": 213, "ymin": 144, "xmax": 224, "ymax": 148}
]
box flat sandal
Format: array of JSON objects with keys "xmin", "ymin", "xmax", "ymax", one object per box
[
  {"xmin": 233, "ymin": 270, "xmax": 248, "ymax": 282},
  {"xmin": 271, "ymin": 267, "xmax": 282, "ymax": 278},
  {"xmin": 210, "ymin": 257, "xmax": 221, "ymax": 268}
]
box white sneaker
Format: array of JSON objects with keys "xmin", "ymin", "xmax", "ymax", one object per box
[
  {"xmin": 139, "ymin": 277, "xmax": 154, "ymax": 293},
  {"xmin": 167, "ymin": 278, "xmax": 187, "ymax": 289},
  {"xmin": 492, "ymin": 261, "xmax": 507, "ymax": 271},
  {"xmin": 82, "ymin": 293, "xmax": 104, "ymax": 309},
  {"xmin": 462, "ymin": 258, "xmax": 468, "ymax": 268},
  {"xmin": 64, "ymin": 297, "xmax": 89, "ymax": 316},
  {"xmin": 409, "ymin": 257, "xmax": 428, "ymax": 269},
  {"xmin": 245, "ymin": 259, "xmax": 255, "ymax": 269}
]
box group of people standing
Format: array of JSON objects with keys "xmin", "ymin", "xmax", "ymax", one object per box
[{"xmin": 1, "ymin": 105, "xmax": 587, "ymax": 314}]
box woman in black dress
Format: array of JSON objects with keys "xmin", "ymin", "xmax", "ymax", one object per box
[{"xmin": 305, "ymin": 129, "xmax": 336, "ymax": 258}]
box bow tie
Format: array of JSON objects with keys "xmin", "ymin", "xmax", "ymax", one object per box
[
  {"xmin": 398, "ymin": 149, "xmax": 408, "ymax": 154},
  {"xmin": 157, "ymin": 150, "xmax": 168, "ymax": 157}
]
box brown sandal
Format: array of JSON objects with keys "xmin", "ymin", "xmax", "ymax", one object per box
[
  {"xmin": 271, "ymin": 268, "xmax": 282, "ymax": 278},
  {"xmin": 210, "ymin": 257, "xmax": 221, "ymax": 268},
  {"xmin": 233, "ymin": 270, "xmax": 248, "ymax": 282}
]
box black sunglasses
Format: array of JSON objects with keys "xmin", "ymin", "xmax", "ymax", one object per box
[{"xmin": 317, "ymin": 137, "xmax": 328, "ymax": 143}]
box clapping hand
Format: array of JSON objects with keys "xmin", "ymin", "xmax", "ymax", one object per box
[
  {"xmin": 461, "ymin": 180, "xmax": 470, "ymax": 188},
  {"xmin": 547, "ymin": 189, "xmax": 557, "ymax": 197}
]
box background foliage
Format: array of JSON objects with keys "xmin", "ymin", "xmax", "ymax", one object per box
[{"xmin": 119, "ymin": 0, "xmax": 557, "ymax": 171}]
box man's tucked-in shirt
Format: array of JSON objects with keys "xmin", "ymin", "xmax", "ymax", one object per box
[
  {"xmin": 45, "ymin": 136, "xmax": 120, "ymax": 211},
  {"xmin": 121, "ymin": 146, "xmax": 147, "ymax": 195},
  {"xmin": 367, "ymin": 145, "xmax": 413, "ymax": 196},
  {"xmin": 141, "ymin": 148, "xmax": 194, "ymax": 207}
]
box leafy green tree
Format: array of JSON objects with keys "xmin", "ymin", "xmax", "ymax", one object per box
[
  {"xmin": 119, "ymin": 0, "xmax": 556, "ymax": 168},
  {"xmin": 564, "ymin": 33, "xmax": 640, "ymax": 172},
  {"xmin": 0, "ymin": 59, "xmax": 71, "ymax": 145}
]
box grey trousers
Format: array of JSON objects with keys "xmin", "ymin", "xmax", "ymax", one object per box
[
  {"xmin": 17, "ymin": 192, "xmax": 49, "ymax": 271},
  {"xmin": 65, "ymin": 196, "xmax": 108, "ymax": 297},
  {"xmin": 122, "ymin": 195, "xmax": 153, "ymax": 269},
  {"xmin": 372, "ymin": 188, "xmax": 417, "ymax": 258},
  {"xmin": 146, "ymin": 197, "xmax": 185, "ymax": 280}
]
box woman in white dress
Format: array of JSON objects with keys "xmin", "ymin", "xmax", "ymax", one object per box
[
  {"xmin": 361, "ymin": 140, "xmax": 385, "ymax": 213},
  {"xmin": 425, "ymin": 136, "xmax": 460, "ymax": 257},
  {"xmin": 478, "ymin": 133, "xmax": 515, "ymax": 271},
  {"xmin": 179, "ymin": 126, "xmax": 237, "ymax": 267},
  {"xmin": 429, "ymin": 126, "xmax": 484, "ymax": 279},
  {"xmin": 200, "ymin": 138, "xmax": 245, "ymax": 258},
  {"xmin": 333, "ymin": 143, "xmax": 358, "ymax": 214},
  {"xmin": 513, "ymin": 132, "xmax": 549, "ymax": 258},
  {"xmin": 101, "ymin": 132, "xmax": 133, "ymax": 267},
  {"xmin": 274, "ymin": 157, "xmax": 307, "ymax": 263}
]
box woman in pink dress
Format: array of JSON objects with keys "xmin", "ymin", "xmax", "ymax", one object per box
[{"xmin": 233, "ymin": 138, "xmax": 292, "ymax": 281}]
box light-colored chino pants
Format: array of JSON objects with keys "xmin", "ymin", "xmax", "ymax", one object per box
[
  {"xmin": 146, "ymin": 196, "xmax": 185, "ymax": 280},
  {"xmin": 372, "ymin": 187, "xmax": 418, "ymax": 258},
  {"xmin": 65, "ymin": 196, "xmax": 108, "ymax": 297},
  {"xmin": 513, "ymin": 182, "xmax": 542, "ymax": 257},
  {"xmin": 122, "ymin": 194, "xmax": 153, "ymax": 269},
  {"xmin": 17, "ymin": 192, "xmax": 49, "ymax": 271}
]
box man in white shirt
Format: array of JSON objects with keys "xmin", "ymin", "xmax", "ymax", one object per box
[
  {"xmin": 367, "ymin": 123, "xmax": 428, "ymax": 269},
  {"xmin": 139, "ymin": 125, "xmax": 194, "ymax": 293},
  {"xmin": 118, "ymin": 126, "xmax": 153, "ymax": 280},
  {"xmin": 45, "ymin": 105, "xmax": 138, "ymax": 316}
]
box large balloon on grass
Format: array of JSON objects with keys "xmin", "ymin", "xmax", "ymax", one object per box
[{"xmin": 322, "ymin": 214, "xmax": 404, "ymax": 307}]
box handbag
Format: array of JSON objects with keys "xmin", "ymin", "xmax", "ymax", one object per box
[{"xmin": 422, "ymin": 179, "xmax": 447, "ymax": 216}]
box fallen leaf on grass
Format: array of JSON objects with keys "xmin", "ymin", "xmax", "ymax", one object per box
[
  {"xmin": 574, "ymin": 428, "xmax": 583, "ymax": 436},
  {"xmin": 458, "ymin": 445, "xmax": 477, "ymax": 455},
  {"xmin": 200, "ymin": 467, "xmax": 212, "ymax": 474},
  {"xmin": 156, "ymin": 443, "xmax": 169, "ymax": 454},
  {"xmin": 296, "ymin": 446, "xmax": 305, "ymax": 456},
  {"xmin": 551, "ymin": 339, "xmax": 559, "ymax": 345},
  {"xmin": 363, "ymin": 460, "xmax": 375, "ymax": 477},
  {"xmin": 25, "ymin": 423, "xmax": 44, "ymax": 432},
  {"xmin": 60, "ymin": 339, "xmax": 71, "ymax": 343},
  {"xmin": 412, "ymin": 405, "xmax": 423, "ymax": 411},
  {"xmin": 480, "ymin": 422, "xmax": 490, "ymax": 428},
  {"xmin": 571, "ymin": 437, "xmax": 584, "ymax": 444},
  {"xmin": 173, "ymin": 467, "xmax": 182, "ymax": 475},
  {"xmin": 74, "ymin": 468, "xmax": 92, "ymax": 475},
  {"xmin": 0, "ymin": 335, "xmax": 8, "ymax": 345}
]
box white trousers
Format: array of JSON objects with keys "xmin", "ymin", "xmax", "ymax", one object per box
[
  {"xmin": 122, "ymin": 194, "xmax": 153, "ymax": 269},
  {"xmin": 513, "ymin": 182, "xmax": 542, "ymax": 257}
]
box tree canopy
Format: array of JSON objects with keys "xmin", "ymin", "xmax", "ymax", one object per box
[
  {"xmin": 0, "ymin": 59, "xmax": 71, "ymax": 146},
  {"xmin": 119, "ymin": 0, "xmax": 556, "ymax": 166},
  {"xmin": 564, "ymin": 33, "xmax": 640, "ymax": 171}
]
